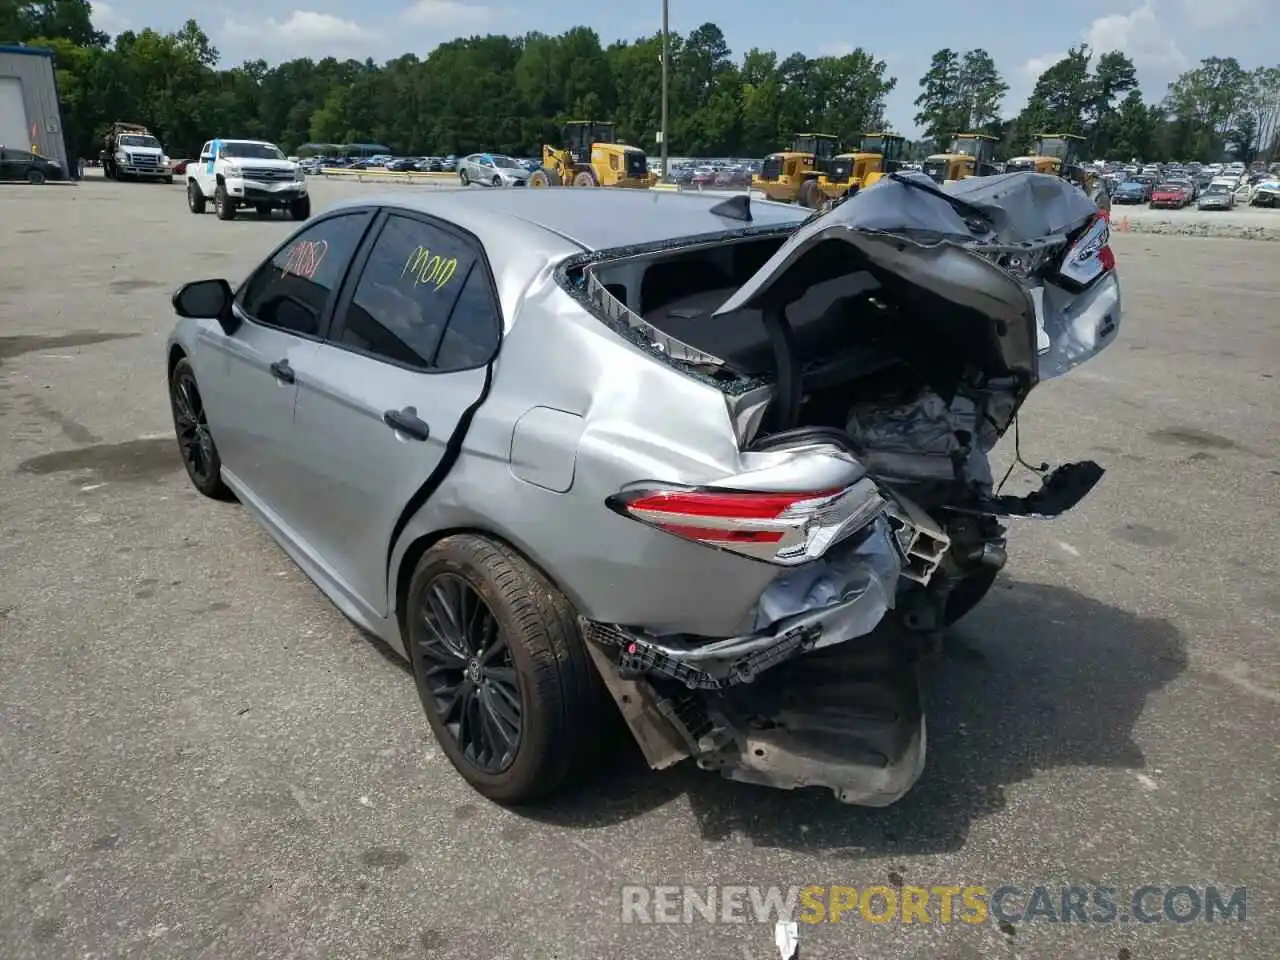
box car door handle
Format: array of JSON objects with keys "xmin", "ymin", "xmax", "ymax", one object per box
[
  {"xmin": 269, "ymin": 359, "xmax": 295, "ymax": 384},
  {"xmin": 383, "ymin": 407, "xmax": 430, "ymax": 441}
]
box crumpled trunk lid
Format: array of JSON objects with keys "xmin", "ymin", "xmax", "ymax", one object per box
[{"xmin": 714, "ymin": 171, "xmax": 1118, "ymax": 384}]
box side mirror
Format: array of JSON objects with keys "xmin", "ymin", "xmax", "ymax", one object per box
[{"xmin": 172, "ymin": 279, "xmax": 240, "ymax": 335}]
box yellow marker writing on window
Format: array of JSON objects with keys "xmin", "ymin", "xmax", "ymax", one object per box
[{"xmin": 402, "ymin": 246, "xmax": 458, "ymax": 292}]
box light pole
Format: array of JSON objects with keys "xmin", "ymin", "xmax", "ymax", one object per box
[{"xmin": 659, "ymin": 0, "xmax": 669, "ymax": 180}]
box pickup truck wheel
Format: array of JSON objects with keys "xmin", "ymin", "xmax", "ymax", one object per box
[
  {"xmin": 187, "ymin": 181, "xmax": 206, "ymax": 214},
  {"xmin": 164, "ymin": 175, "xmax": 173, "ymax": 185},
  {"xmin": 407, "ymin": 535, "xmax": 609, "ymax": 804},
  {"xmin": 288, "ymin": 197, "xmax": 311, "ymax": 221},
  {"xmin": 214, "ymin": 184, "xmax": 236, "ymax": 220}
]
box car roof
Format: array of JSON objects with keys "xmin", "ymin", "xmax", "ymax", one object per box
[
  {"xmin": 322, "ymin": 190, "xmax": 808, "ymax": 328},
  {"xmin": 326, "ymin": 188, "xmax": 807, "ymax": 255}
]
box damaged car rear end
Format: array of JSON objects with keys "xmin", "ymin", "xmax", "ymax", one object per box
[{"xmin": 537, "ymin": 171, "xmax": 1121, "ymax": 805}]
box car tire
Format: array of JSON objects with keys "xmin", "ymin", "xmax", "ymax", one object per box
[
  {"xmin": 406, "ymin": 535, "xmax": 609, "ymax": 804},
  {"xmin": 492, "ymin": 175, "xmax": 502, "ymax": 187},
  {"xmin": 214, "ymin": 184, "xmax": 236, "ymax": 220},
  {"xmin": 27, "ymin": 168, "xmax": 45, "ymax": 185},
  {"xmin": 289, "ymin": 196, "xmax": 311, "ymax": 221},
  {"xmin": 459, "ymin": 169, "xmax": 469, "ymax": 186},
  {"xmin": 944, "ymin": 566, "xmax": 999, "ymax": 626},
  {"xmin": 169, "ymin": 357, "xmax": 234, "ymax": 501},
  {"xmin": 187, "ymin": 181, "xmax": 206, "ymax": 214}
]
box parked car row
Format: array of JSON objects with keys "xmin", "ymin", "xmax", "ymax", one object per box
[
  {"xmin": 297, "ymin": 154, "xmax": 460, "ymax": 175},
  {"xmin": 1100, "ymin": 157, "xmax": 1279, "ymax": 210}
]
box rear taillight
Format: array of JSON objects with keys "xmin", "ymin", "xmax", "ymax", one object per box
[
  {"xmin": 1055, "ymin": 212, "xmax": 1114, "ymax": 291},
  {"xmin": 607, "ymin": 478, "xmax": 887, "ymax": 565}
]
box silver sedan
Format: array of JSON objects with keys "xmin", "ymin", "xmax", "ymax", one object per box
[
  {"xmin": 457, "ymin": 153, "xmax": 530, "ymax": 187},
  {"xmin": 165, "ymin": 177, "xmax": 1119, "ymax": 807}
]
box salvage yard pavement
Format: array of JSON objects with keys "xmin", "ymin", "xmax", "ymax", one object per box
[{"xmin": 1, "ymin": 176, "xmax": 1277, "ymax": 960}]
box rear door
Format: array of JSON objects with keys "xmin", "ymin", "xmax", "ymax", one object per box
[
  {"xmin": 290, "ymin": 209, "xmax": 503, "ymax": 616},
  {"xmin": 196, "ymin": 209, "xmax": 374, "ymax": 527},
  {"xmin": 0, "ymin": 148, "xmax": 24, "ymax": 181}
]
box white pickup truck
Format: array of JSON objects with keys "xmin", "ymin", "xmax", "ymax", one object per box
[{"xmin": 186, "ymin": 138, "xmax": 309, "ymax": 221}]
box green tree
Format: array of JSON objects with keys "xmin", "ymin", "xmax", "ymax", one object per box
[
  {"xmin": 1164, "ymin": 56, "xmax": 1250, "ymax": 159},
  {"xmin": 1109, "ymin": 89, "xmax": 1157, "ymax": 160},
  {"xmin": 915, "ymin": 48, "xmax": 1006, "ymax": 149},
  {"xmin": 1015, "ymin": 46, "xmax": 1094, "ymax": 140},
  {"xmin": 913, "ymin": 48, "xmax": 963, "ymax": 149},
  {"xmin": 1088, "ymin": 51, "xmax": 1138, "ymax": 154},
  {"xmin": 957, "ymin": 49, "xmax": 1006, "ymax": 132}
]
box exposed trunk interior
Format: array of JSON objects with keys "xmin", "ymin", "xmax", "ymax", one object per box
[{"xmin": 577, "ymin": 235, "xmax": 1028, "ymax": 471}]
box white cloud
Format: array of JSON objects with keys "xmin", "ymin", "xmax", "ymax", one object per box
[
  {"xmin": 1179, "ymin": 0, "xmax": 1257, "ymax": 28},
  {"xmin": 400, "ymin": 0, "xmax": 494, "ymax": 26},
  {"xmin": 1017, "ymin": 2, "xmax": 1189, "ymax": 104},
  {"xmin": 90, "ymin": 1, "xmax": 128, "ymax": 36},
  {"xmin": 1021, "ymin": 51, "xmax": 1067, "ymax": 80},
  {"xmin": 1084, "ymin": 3, "xmax": 1186, "ymax": 71},
  {"xmin": 223, "ymin": 11, "xmax": 373, "ymax": 49}
]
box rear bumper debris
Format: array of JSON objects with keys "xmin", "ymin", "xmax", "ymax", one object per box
[
  {"xmin": 580, "ymin": 516, "xmax": 906, "ymax": 691},
  {"xmin": 698, "ymin": 641, "xmax": 927, "ymax": 806}
]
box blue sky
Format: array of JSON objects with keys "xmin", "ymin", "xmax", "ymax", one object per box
[{"xmin": 90, "ymin": 0, "xmax": 1273, "ymax": 136}]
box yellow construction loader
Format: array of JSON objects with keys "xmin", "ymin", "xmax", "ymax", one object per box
[
  {"xmin": 528, "ymin": 121, "xmax": 656, "ymax": 188},
  {"xmin": 751, "ymin": 133, "xmax": 841, "ymax": 208},
  {"xmin": 1005, "ymin": 132, "xmax": 1105, "ymax": 200},
  {"xmin": 818, "ymin": 132, "xmax": 907, "ymax": 200},
  {"xmin": 921, "ymin": 133, "xmax": 1001, "ymax": 184},
  {"xmin": 1004, "ymin": 132, "xmax": 1088, "ymax": 175}
]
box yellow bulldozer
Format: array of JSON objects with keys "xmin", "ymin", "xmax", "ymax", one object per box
[
  {"xmin": 818, "ymin": 132, "xmax": 908, "ymax": 201},
  {"xmin": 921, "ymin": 133, "xmax": 1001, "ymax": 185},
  {"xmin": 752, "ymin": 133, "xmax": 841, "ymax": 208},
  {"xmin": 528, "ymin": 121, "xmax": 656, "ymax": 189}
]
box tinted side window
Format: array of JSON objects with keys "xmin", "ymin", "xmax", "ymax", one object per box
[
  {"xmin": 237, "ymin": 213, "xmax": 367, "ymax": 337},
  {"xmin": 435, "ymin": 267, "xmax": 501, "ymax": 370},
  {"xmin": 338, "ymin": 214, "xmax": 498, "ymax": 370}
]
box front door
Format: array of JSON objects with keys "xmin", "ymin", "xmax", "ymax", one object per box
[
  {"xmin": 196, "ymin": 209, "xmax": 373, "ymax": 528},
  {"xmin": 192, "ymin": 139, "xmax": 217, "ymax": 195},
  {"xmin": 291, "ymin": 209, "xmax": 502, "ymax": 617}
]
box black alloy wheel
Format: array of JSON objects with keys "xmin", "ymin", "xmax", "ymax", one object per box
[
  {"xmin": 416, "ymin": 572, "xmax": 523, "ymax": 774},
  {"xmin": 169, "ymin": 358, "xmax": 232, "ymax": 500},
  {"xmin": 406, "ymin": 535, "xmax": 611, "ymax": 803}
]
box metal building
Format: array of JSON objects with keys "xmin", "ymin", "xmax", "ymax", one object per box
[{"xmin": 0, "ymin": 43, "xmax": 70, "ymax": 173}]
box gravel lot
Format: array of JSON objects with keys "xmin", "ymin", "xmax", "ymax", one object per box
[{"xmin": 1, "ymin": 176, "xmax": 1277, "ymax": 960}]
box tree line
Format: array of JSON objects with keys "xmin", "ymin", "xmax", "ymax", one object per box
[{"xmin": 4, "ymin": 0, "xmax": 1278, "ymax": 163}]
